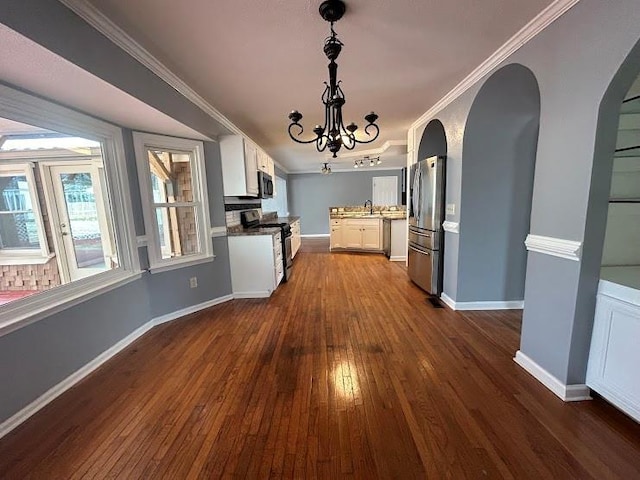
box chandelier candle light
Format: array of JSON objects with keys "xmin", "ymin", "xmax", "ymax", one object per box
[{"xmin": 287, "ymin": 0, "xmax": 380, "ymax": 158}]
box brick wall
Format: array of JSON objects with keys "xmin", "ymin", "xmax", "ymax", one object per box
[{"xmin": 0, "ymin": 259, "xmax": 61, "ymax": 291}]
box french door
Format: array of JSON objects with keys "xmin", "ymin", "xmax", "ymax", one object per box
[{"xmin": 42, "ymin": 163, "xmax": 114, "ymax": 282}]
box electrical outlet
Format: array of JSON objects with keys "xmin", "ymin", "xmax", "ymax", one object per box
[
  {"xmin": 189, "ymin": 277, "xmax": 198, "ymax": 288},
  {"xmin": 446, "ymin": 203, "xmax": 456, "ymax": 215}
]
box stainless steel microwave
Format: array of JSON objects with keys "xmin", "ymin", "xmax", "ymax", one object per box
[{"xmin": 258, "ymin": 171, "xmax": 273, "ymax": 198}]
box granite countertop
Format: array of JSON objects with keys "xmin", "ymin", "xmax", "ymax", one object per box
[
  {"xmin": 227, "ymin": 226, "xmax": 281, "ymax": 237},
  {"xmin": 329, "ymin": 206, "xmax": 406, "ymax": 220},
  {"xmin": 280, "ymin": 216, "xmax": 301, "ymax": 224},
  {"xmin": 329, "ymin": 210, "xmax": 406, "ymax": 220}
]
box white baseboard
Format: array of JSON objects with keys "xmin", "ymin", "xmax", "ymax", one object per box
[
  {"xmin": 440, "ymin": 293, "xmax": 523, "ymax": 310},
  {"xmin": 0, "ymin": 320, "xmax": 153, "ymax": 439},
  {"xmin": 153, "ymin": 294, "xmax": 234, "ymax": 325},
  {"xmin": 233, "ymin": 291, "xmax": 271, "ymax": 299},
  {"xmin": 0, "ymin": 294, "xmax": 234, "ymax": 439},
  {"xmin": 514, "ymin": 351, "xmax": 591, "ymax": 402},
  {"xmin": 389, "ymin": 256, "xmax": 406, "ymax": 262},
  {"xmin": 300, "ymin": 234, "xmax": 330, "ymax": 238}
]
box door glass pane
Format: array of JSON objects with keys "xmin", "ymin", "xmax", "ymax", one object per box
[
  {"xmin": 154, "ymin": 206, "xmax": 199, "ymax": 259},
  {"xmin": 0, "ymin": 175, "xmax": 40, "ymax": 249},
  {"xmin": 59, "ymin": 173, "xmax": 106, "ymax": 269}
]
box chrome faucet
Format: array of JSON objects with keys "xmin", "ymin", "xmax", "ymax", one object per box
[{"xmin": 364, "ymin": 199, "xmax": 373, "ymax": 215}]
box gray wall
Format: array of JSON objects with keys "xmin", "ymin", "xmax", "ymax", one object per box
[
  {"xmin": 457, "ymin": 64, "xmax": 540, "ymax": 302},
  {"xmin": 414, "ymin": 0, "xmax": 640, "ymax": 384},
  {"xmin": 288, "ymin": 169, "xmax": 403, "ymax": 235},
  {"xmin": 0, "ymin": 0, "xmax": 233, "ymax": 424}
]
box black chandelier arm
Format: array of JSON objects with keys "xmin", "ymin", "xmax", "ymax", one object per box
[{"xmin": 287, "ymin": 122, "xmax": 324, "ymax": 144}]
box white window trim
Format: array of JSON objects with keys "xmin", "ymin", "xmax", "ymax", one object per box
[
  {"xmin": 0, "ymin": 84, "xmax": 140, "ymax": 337},
  {"xmin": 133, "ymin": 132, "xmax": 213, "ymax": 272},
  {"xmin": 0, "ymin": 162, "xmax": 50, "ymax": 262}
]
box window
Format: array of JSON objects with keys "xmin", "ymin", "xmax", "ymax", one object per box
[
  {"xmin": 133, "ymin": 133, "xmax": 212, "ymax": 271},
  {"xmin": 0, "ymin": 84, "xmax": 139, "ymax": 333},
  {"xmin": 0, "ymin": 163, "xmax": 50, "ymax": 263}
]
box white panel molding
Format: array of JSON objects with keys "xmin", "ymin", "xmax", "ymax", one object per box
[
  {"xmin": 410, "ymin": 0, "xmax": 581, "ymax": 130},
  {"xmin": 210, "ymin": 226, "xmax": 227, "ymax": 238},
  {"xmin": 514, "ymin": 351, "xmax": 591, "ymax": 402},
  {"xmin": 0, "ymin": 293, "xmax": 234, "ymax": 439},
  {"xmin": 442, "ymin": 221, "xmax": 460, "ymax": 234},
  {"xmin": 525, "ymin": 234, "xmax": 582, "ymax": 261},
  {"xmin": 301, "ymin": 234, "xmax": 330, "ymax": 238},
  {"xmin": 440, "ymin": 293, "xmax": 523, "ymax": 311}
]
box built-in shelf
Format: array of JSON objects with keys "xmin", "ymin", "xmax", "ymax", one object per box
[
  {"xmin": 609, "ymin": 198, "xmax": 640, "ymax": 203},
  {"xmin": 620, "ymin": 95, "xmax": 640, "ymax": 115}
]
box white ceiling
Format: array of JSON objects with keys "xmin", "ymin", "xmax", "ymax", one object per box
[
  {"xmin": 0, "ymin": 23, "xmax": 208, "ymax": 141},
  {"xmin": 83, "ymin": 0, "xmax": 555, "ymax": 173}
]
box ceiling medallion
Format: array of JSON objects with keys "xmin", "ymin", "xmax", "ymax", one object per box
[{"xmin": 287, "ymin": 0, "xmax": 380, "ymax": 158}]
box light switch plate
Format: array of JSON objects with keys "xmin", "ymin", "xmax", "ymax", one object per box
[{"xmin": 446, "ymin": 203, "xmax": 456, "ymax": 215}]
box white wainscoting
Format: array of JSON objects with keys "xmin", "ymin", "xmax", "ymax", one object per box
[{"xmin": 586, "ymin": 280, "xmax": 640, "ymax": 422}]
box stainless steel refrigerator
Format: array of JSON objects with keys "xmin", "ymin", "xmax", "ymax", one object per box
[{"xmin": 408, "ymin": 156, "xmax": 446, "ymax": 295}]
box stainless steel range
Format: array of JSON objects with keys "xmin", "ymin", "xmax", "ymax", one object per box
[{"xmin": 241, "ymin": 210, "xmax": 293, "ymax": 282}]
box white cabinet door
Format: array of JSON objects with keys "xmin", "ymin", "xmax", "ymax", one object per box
[
  {"xmin": 243, "ymin": 142, "xmax": 259, "ymax": 196},
  {"xmin": 362, "ymin": 221, "xmax": 381, "ymax": 250},
  {"xmin": 220, "ymin": 135, "xmax": 259, "ymax": 197},
  {"xmin": 330, "ymin": 220, "xmax": 343, "ymax": 249},
  {"xmin": 228, "ymin": 234, "xmax": 277, "ymax": 297},
  {"xmin": 343, "ymin": 224, "xmax": 362, "ymax": 248}
]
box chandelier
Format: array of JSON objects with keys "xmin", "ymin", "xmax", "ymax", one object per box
[
  {"xmin": 321, "ymin": 162, "xmax": 332, "ymax": 174},
  {"xmin": 287, "ymin": 0, "xmax": 380, "ymax": 158}
]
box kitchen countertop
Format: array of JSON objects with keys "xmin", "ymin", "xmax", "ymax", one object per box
[
  {"xmin": 329, "ymin": 206, "xmax": 406, "ymax": 220},
  {"xmin": 330, "ymin": 212, "xmax": 407, "ymax": 220},
  {"xmin": 227, "ymin": 226, "xmax": 281, "ymax": 237}
]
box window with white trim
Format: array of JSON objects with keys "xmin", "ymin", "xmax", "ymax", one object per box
[
  {"xmin": 0, "ymin": 163, "xmax": 50, "ymax": 263},
  {"xmin": 133, "ymin": 133, "xmax": 212, "ymax": 271},
  {"xmin": 0, "ymin": 84, "xmax": 139, "ymax": 334}
]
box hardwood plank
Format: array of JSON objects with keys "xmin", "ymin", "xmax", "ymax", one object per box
[{"xmin": 0, "ymin": 238, "xmax": 639, "ymax": 479}]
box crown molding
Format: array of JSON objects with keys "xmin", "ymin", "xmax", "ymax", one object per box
[
  {"xmin": 410, "ymin": 0, "xmax": 581, "ymax": 130},
  {"xmin": 58, "ymin": 0, "xmax": 271, "ymax": 142},
  {"xmin": 525, "ymin": 234, "xmax": 582, "ymax": 261}
]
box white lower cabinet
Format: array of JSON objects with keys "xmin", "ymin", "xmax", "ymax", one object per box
[
  {"xmin": 330, "ymin": 218, "xmax": 382, "ymax": 251},
  {"xmin": 228, "ymin": 232, "xmax": 282, "ymax": 298},
  {"xmin": 291, "ymin": 219, "xmax": 301, "ymax": 258}
]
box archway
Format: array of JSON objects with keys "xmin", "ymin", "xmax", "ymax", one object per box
[
  {"xmin": 457, "ymin": 64, "xmax": 540, "ymax": 303},
  {"xmin": 570, "ymin": 38, "xmax": 640, "ymax": 384},
  {"xmin": 417, "ymin": 119, "xmax": 447, "ymax": 160}
]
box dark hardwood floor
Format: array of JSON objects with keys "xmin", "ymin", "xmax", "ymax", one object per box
[{"xmin": 1, "ymin": 238, "xmax": 639, "ymax": 479}]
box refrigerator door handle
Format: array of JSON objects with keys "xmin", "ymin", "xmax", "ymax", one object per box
[
  {"xmin": 409, "ymin": 244, "xmax": 431, "ymax": 255},
  {"xmin": 410, "ymin": 230, "xmax": 431, "ymax": 238}
]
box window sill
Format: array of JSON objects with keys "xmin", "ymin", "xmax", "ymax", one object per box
[
  {"xmin": 0, "ymin": 253, "xmax": 55, "ymax": 266},
  {"xmin": 0, "ymin": 269, "xmax": 142, "ymax": 338},
  {"xmin": 148, "ymin": 255, "xmax": 216, "ymax": 274}
]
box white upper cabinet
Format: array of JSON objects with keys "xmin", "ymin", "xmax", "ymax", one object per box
[{"xmin": 220, "ymin": 135, "xmax": 259, "ymax": 197}]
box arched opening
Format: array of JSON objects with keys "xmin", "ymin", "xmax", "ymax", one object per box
[
  {"xmin": 457, "ymin": 64, "xmax": 540, "ymax": 303},
  {"xmin": 574, "ymin": 39, "xmax": 640, "ymax": 414},
  {"xmin": 418, "ymin": 119, "xmax": 447, "ymax": 159}
]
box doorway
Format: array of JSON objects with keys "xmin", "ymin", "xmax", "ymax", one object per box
[{"xmin": 41, "ymin": 162, "xmax": 114, "ymax": 282}]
